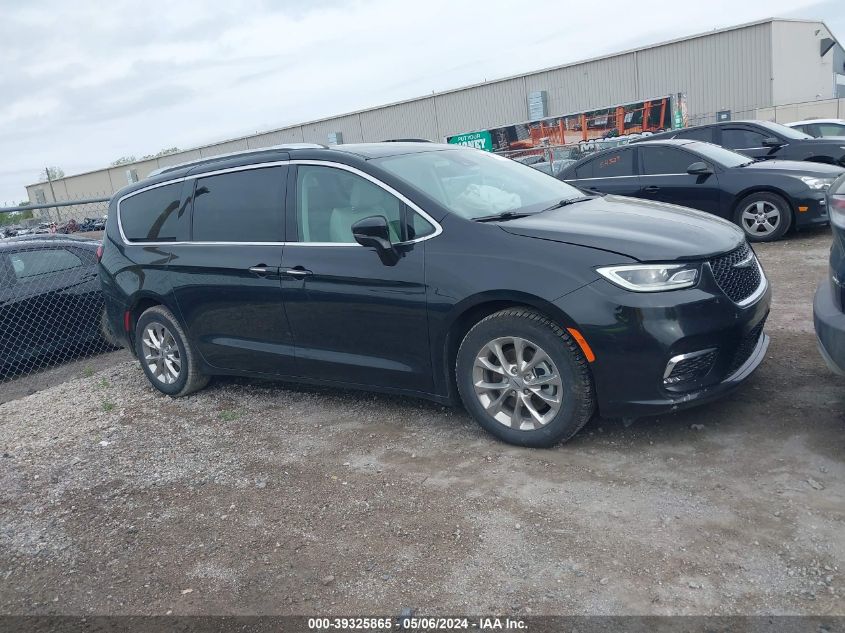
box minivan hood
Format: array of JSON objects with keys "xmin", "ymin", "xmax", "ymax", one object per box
[
  {"xmin": 499, "ymin": 195, "xmax": 744, "ymax": 261},
  {"xmin": 739, "ymin": 159, "xmax": 845, "ymax": 176}
]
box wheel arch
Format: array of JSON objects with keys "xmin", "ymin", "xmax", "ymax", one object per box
[
  {"xmin": 731, "ymin": 186, "xmax": 795, "ymax": 220},
  {"xmin": 124, "ymin": 293, "xmax": 177, "ymax": 354},
  {"xmin": 437, "ymin": 292, "xmax": 582, "ymax": 404}
]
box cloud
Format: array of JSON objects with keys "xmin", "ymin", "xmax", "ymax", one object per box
[{"xmin": 0, "ymin": 0, "xmax": 834, "ymax": 203}]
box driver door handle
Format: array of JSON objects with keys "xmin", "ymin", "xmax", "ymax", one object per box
[
  {"xmin": 643, "ymin": 185, "xmax": 660, "ymax": 193},
  {"xmin": 281, "ymin": 266, "xmax": 312, "ymax": 277}
]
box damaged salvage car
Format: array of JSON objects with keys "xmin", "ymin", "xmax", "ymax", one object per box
[{"xmin": 99, "ymin": 143, "xmax": 770, "ymax": 447}]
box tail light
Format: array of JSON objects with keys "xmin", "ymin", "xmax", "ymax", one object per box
[{"xmin": 95, "ymin": 244, "xmax": 104, "ymax": 262}]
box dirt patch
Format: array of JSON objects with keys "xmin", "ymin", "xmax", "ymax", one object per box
[{"xmin": 0, "ymin": 228, "xmax": 843, "ymax": 615}]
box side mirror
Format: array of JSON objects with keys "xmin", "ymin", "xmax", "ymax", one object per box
[
  {"xmin": 687, "ymin": 161, "xmax": 713, "ymax": 175},
  {"xmin": 762, "ymin": 136, "xmax": 783, "ymax": 147},
  {"xmin": 352, "ymin": 215, "xmax": 399, "ymax": 265}
]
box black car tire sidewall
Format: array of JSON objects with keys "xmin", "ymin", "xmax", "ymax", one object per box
[
  {"xmin": 134, "ymin": 306, "xmax": 202, "ymax": 397},
  {"xmin": 734, "ymin": 192, "xmax": 792, "ymax": 242},
  {"xmin": 456, "ymin": 309, "xmax": 595, "ymax": 448}
]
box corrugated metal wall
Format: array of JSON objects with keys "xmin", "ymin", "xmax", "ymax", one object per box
[
  {"xmin": 32, "ymin": 19, "xmax": 815, "ymax": 201},
  {"xmin": 637, "ymin": 21, "xmax": 772, "ymax": 123}
]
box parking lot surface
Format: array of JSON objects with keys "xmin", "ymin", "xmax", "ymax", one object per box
[{"xmin": 1, "ymin": 229, "xmax": 843, "ymax": 616}]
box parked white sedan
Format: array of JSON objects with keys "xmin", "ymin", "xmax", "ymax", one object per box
[{"xmin": 785, "ymin": 118, "xmax": 845, "ymax": 138}]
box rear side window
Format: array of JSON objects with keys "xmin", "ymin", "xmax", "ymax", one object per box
[
  {"xmin": 192, "ymin": 167, "xmax": 285, "ymax": 242},
  {"xmin": 120, "ymin": 183, "xmax": 186, "ymax": 242},
  {"xmin": 593, "ymin": 150, "xmax": 634, "ymax": 177},
  {"xmin": 720, "ymin": 128, "xmax": 768, "ymax": 150},
  {"xmin": 676, "ymin": 127, "xmax": 715, "ymax": 143},
  {"xmin": 818, "ymin": 123, "xmax": 845, "ymax": 137},
  {"xmin": 10, "ymin": 248, "xmax": 82, "ymax": 280}
]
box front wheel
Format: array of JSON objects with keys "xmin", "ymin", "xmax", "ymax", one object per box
[
  {"xmin": 134, "ymin": 305, "xmax": 209, "ymax": 397},
  {"xmin": 456, "ymin": 308, "xmax": 596, "ymax": 447},
  {"xmin": 734, "ymin": 192, "xmax": 792, "ymax": 242}
]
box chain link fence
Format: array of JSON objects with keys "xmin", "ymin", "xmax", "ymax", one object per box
[
  {"xmin": 494, "ymin": 107, "xmax": 770, "ymax": 175},
  {"xmin": 1, "ymin": 198, "xmax": 122, "ymax": 386}
]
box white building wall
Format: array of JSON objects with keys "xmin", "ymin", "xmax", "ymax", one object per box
[{"xmin": 28, "ymin": 18, "xmax": 842, "ymax": 202}]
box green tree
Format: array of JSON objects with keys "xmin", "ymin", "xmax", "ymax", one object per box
[
  {"xmin": 141, "ymin": 147, "xmax": 180, "ymax": 160},
  {"xmin": 0, "ymin": 208, "xmax": 33, "ymax": 226},
  {"xmin": 45, "ymin": 166, "xmax": 64, "ymax": 180},
  {"xmin": 110, "ymin": 156, "xmax": 137, "ymax": 167}
]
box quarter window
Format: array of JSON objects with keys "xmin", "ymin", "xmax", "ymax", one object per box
[
  {"xmin": 639, "ymin": 147, "xmax": 696, "ymax": 175},
  {"xmin": 296, "ymin": 165, "xmax": 430, "ymax": 243},
  {"xmin": 192, "ymin": 167, "xmax": 285, "ymax": 242},
  {"xmin": 10, "ymin": 248, "xmax": 82, "ymax": 280},
  {"xmin": 120, "ymin": 183, "xmax": 186, "ymax": 242},
  {"xmin": 574, "ymin": 159, "xmax": 595, "ymax": 179}
]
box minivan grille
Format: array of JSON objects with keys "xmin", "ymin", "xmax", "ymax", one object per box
[{"xmin": 709, "ymin": 242, "xmax": 762, "ymax": 304}]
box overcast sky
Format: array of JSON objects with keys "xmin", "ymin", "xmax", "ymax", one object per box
[{"xmin": 1, "ymin": 0, "xmax": 843, "ymax": 204}]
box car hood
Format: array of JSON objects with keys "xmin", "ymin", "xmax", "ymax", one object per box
[
  {"xmin": 738, "ymin": 159, "xmax": 845, "ymax": 176},
  {"xmin": 498, "ymin": 195, "xmax": 744, "ymax": 262}
]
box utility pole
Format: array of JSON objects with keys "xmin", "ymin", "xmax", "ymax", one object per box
[{"xmin": 45, "ymin": 167, "xmax": 59, "ymax": 223}]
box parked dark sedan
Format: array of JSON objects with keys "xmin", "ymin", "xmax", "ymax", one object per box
[
  {"xmin": 558, "ymin": 139, "xmax": 843, "ymax": 241},
  {"xmin": 101, "ymin": 142, "xmax": 770, "ymax": 447},
  {"xmin": 632, "ymin": 120, "xmax": 845, "ymax": 167},
  {"xmin": 814, "ymin": 172, "xmax": 845, "ymax": 374},
  {"xmin": 1, "ymin": 235, "xmax": 117, "ymax": 374}
]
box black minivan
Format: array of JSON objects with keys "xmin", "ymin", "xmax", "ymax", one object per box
[{"xmin": 100, "ymin": 143, "xmax": 771, "ymax": 447}]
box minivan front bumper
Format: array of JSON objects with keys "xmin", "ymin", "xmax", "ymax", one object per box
[
  {"xmin": 557, "ymin": 269, "xmax": 771, "ymax": 419},
  {"xmin": 813, "ymin": 273, "xmax": 845, "ymax": 375}
]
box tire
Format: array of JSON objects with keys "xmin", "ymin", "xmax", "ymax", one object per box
[
  {"xmin": 134, "ymin": 305, "xmax": 209, "ymax": 397},
  {"xmin": 733, "ymin": 192, "xmax": 792, "ymax": 242},
  {"xmin": 99, "ymin": 306, "xmax": 124, "ymax": 349},
  {"xmin": 456, "ymin": 308, "xmax": 596, "ymax": 448}
]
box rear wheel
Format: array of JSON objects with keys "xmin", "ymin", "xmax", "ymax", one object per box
[
  {"xmin": 134, "ymin": 305, "xmax": 209, "ymax": 397},
  {"xmin": 99, "ymin": 306, "xmax": 123, "ymax": 349},
  {"xmin": 456, "ymin": 308, "xmax": 595, "ymax": 447},
  {"xmin": 734, "ymin": 192, "xmax": 792, "ymax": 242}
]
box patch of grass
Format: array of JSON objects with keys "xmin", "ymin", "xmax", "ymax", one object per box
[
  {"xmin": 83, "ymin": 367, "xmax": 95, "ymax": 378},
  {"xmin": 102, "ymin": 401, "xmax": 116, "ymax": 412},
  {"xmin": 219, "ymin": 409, "xmax": 241, "ymax": 422},
  {"xmin": 99, "ymin": 378, "xmax": 110, "ymax": 389}
]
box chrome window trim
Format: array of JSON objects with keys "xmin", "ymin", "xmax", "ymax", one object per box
[
  {"xmin": 566, "ymin": 174, "xmax": 693, "ymax": 181},
  {"xmin": 289, "ymin": 160, "xmax": 442, "ymax": 246},
  {"xmin": 116, "ymin": 159, "xmax": 443, "ymax": 247}
]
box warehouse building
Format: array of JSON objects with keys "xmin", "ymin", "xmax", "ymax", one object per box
[{"xmin": 26, "ymin": 17, "xmax": 845, "ymax": 203}]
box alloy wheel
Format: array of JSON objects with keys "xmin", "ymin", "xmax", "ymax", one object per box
[
  {"xmin": 472, "ymin": 336, "xmax": 563, "ymax": 431},
  {"xmin": 740, "ymin": 200, "xmax": 781, "ymax": 237},
  {"xmin": 141, "ymin": 323, "xmax": 181, "ymax": 384}
]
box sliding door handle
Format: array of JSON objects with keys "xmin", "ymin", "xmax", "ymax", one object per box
[{"xmin": 249, "ymin": 265, "xmax": 272, "ymax": 275}]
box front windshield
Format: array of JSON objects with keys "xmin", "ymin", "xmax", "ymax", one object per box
[
  {"xmin": 755, "ymin": 120, "xmax": 813, "ymax": 140},
  {"xmin": 685, "ymin": 141, "xmax": 753, "ymax": 167},
  {"xmin": 374, "ymin": 149, "xmax": 583, "ymax": 219}
]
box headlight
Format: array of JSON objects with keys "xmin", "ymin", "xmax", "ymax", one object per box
[
  {"xmin": 596, "ymin": 263, "xmax": 699, "ymax": 292},
  {"xmin": 800, "ymin": 176, "xmax": 835, "ymax": 190}
]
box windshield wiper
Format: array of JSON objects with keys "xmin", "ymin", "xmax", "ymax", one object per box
[
  {"xmin": 473, "ymin": 211, "xmax": 536, "ymax": 223},
  {"xmin": 540, "ymin": 195, "xmax": 600, "ymax": 212}
]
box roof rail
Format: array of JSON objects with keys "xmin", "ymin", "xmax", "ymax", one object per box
[{"xmin": 148, "ymin": 143, "xmax": 328, "ymax": 177}]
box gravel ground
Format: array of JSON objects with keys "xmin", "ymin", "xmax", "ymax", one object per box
[{"xmin": 0, "ymin": 228, "xmax": 843, "ymax": 616}]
